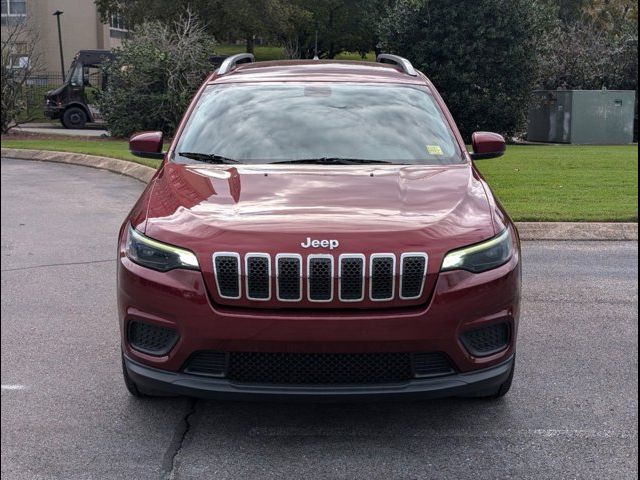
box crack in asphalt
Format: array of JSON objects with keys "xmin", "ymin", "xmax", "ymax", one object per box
[
  {"xmin": 1, "ymin": 259, "xmax": 114, "ymax": 272},
  {"xmin": 163, "ymin": 398, "xmax": 198, "ymax": 480}
]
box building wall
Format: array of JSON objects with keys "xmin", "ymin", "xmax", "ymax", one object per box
[{"xmin": 1, "ymin": 0, "xmax": 125, "ymax": 74}]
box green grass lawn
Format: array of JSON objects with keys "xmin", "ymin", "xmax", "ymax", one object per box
[
  {"xmin": 1, "ymin": 138, "xmax": 637, "ymax": 221},
  {"xmin": 1, "ymin": 138, "xmax": 160, "ymax": 168},
  {"xmin": 476, "ymin": 145, "xmax": 638, "ymax": 222}
]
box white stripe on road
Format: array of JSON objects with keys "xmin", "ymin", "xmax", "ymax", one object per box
[
  {"xmin": 248, "ymin": 427, "xmax": 637, "ymax": 439},
  {"xmin": 1, "ymin": 384, "xmax": 28, "ymax": 390}
]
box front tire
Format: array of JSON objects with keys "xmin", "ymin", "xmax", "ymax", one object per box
[{"xmin": 62, "ymin": 107, "xmax": 87, "ymax": 129}]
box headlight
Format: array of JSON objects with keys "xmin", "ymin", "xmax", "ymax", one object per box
[
  {"xmin": 125, "ymin": 225, "xmax": 199, "ymax": 272},
  {"xmin": 441, "ymin": 228, "xmax": 513, "ymax": 273}
]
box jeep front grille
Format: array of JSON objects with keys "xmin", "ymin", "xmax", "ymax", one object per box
[{"xmin": 212, "ymin": 252, "xmax": 428, "ymax": 304}]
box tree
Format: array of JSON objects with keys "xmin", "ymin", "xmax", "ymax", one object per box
[
  {"xmin": 97, "ymin": 13, "xmax": 216, "ymax": 137},
  {"xmin": 95, "ymin": 0, "xmax": 292, "ymax": 54},
  {"xmin": 94, "ymin": 0, "xmax": 386, "ymax": 59},
  {"xmin": 1, "ymin": 19, "xmax": 42, "ymax": 133},
  {"xmin": 291, "ymin": 0, "xmax": 388, "ymax": 59},
  {"xmin": 537, "ymin": 0, "xmax": 638, "ymax": 91},
  {"xmin": 379, "ymin": 0, "xmax": 554, "ymax": 140}
]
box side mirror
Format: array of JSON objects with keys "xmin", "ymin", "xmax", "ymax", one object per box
[
  {"xmin": 129, "ymin": 131, "xmax": 165, "ymax": 159},
  {"xmin": 470, "ymin": 132, "xmax": 506, "ymax": 160}
]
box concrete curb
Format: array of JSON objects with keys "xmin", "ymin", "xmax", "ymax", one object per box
[
  {"xmin": 516, "ymin": 222, "xmax": 637, "ymax": 241},
  {"xmin": 2, "ymin": 148, "xmax": 637, "ymax": 241},
  {"xmin": 1, "ymin": 148, "xmax": 156, "ymax": 183}
]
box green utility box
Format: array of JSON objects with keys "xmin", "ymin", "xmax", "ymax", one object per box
[{"xmin": 527, "ymin": 90, "xmax": 636, "ymax": 144}]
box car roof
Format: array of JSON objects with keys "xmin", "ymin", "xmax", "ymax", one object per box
[{"xmin": 209, "ymin": 60, "xmax": 428, "ymax": 86}]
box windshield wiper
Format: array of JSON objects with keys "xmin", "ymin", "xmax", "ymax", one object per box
[
  {"xmin": 272, "ymin": 158, "xmax": 394, "ymax": 165},
  {"xmin": 178, "ymin": 152, "xmax": 241, "ymax": 164}
]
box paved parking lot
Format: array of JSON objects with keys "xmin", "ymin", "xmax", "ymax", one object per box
[{"xmin": 1, "ymin": 158, "xmax": 638, "ymax": 479}]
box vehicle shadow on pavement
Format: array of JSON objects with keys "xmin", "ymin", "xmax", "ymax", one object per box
[
  {"xmin": 148, "ymin": 395, "xmax": 522, "ymax": 478},
  {"xmin": 191, "ymin": 395, "xmax": 514, "ymax": 437}
]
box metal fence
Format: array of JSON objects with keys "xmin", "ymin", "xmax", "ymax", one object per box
[{"xmin": 18, "ymin": 72, "xmax": 66, "ymax": 118}]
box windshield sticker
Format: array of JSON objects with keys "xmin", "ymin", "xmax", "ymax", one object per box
[{"xmin": 426, "ymin": 145, "xmax": 444, "ymax": 155}]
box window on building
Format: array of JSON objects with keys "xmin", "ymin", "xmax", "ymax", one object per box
[
  {"xmin": 109, "ymin": 10, "xmax": 129, "ymax": 39},
  {"xmin": 1, "ymin": 0, "xmax": 26, "ymax": 25},
  {"xmin": 109, "ymin": 11, "xmax": 127, "ymax": 31}
]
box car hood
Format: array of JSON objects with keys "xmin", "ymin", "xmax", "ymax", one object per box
[
  {"xmin": 143, "ymin": 162, "xmax": 495, "ymax": 238},
  {"xmin": 139, "ymin": 162, "xmax": 498, "ymax": 309},
  {"xmin": 142, "ymin": 162, "xmax": 498, "ymax": 253}
]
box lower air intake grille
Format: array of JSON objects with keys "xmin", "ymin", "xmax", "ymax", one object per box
[
  {"xmin": 184, "ymin": 351, "xmax": 454, "ymax": 384},
  {"xmin": 413, "ymin": 352, "xmax": 455, "ymax": 377},
  {"xmin": 184, "ymin": 351, "xmax": 227, "ymax": 376},
  {"xmin": 228, "ymin": 351, "xmax": 411, "ymax": 384},
  {"xmin": 128, "ymin": 321, "xmax": 178, "ymax": 356},
  {"xmin": 460, "ymin": 322, "xmax": 510, "ymax": 357}
]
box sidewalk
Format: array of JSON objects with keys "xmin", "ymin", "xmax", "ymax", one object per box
[{"xmin": 13, "ymin": 123, "xmax": 109, "ymax": 138}]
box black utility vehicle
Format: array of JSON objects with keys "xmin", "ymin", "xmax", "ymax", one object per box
[{"xmin": 44, "ymin": 50, "xmax": 113, "ymax": 129}]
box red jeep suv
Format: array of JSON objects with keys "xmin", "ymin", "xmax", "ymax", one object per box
[{"xmin": 118, "ymin": 54, "xmax": 521, "ymax": 400}]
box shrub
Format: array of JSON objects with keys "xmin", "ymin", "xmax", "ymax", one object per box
[
  {"xmin": 1, "ymin": 20, "xmax": 41, "ymax": 133},
  {"xmin": 379, "ymin": 0, "xmax": 553, "ymax": 140},
  {"xmin": 98, "ymin": 14, "xmax": 216, "ymax": 137}
]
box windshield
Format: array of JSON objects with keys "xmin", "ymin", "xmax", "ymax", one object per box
[
  {"xmin": 68, "ymin": 62, "xmax": 83, "ymax": 86},
  {"xmin": 175, "ymin": 83, "xmax": 463, "ymax": 165}
]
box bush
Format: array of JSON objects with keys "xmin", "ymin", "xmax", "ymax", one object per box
[
  {"xmin": 98, "ymin": 14, "xmax": 216, "ymax": 137},
  {"xmin": 1, "ymin": 21, "xmax": 42, "ymax": 133},
  {"xmin": 379, "ymin": 0, "xmax": 553, "ymax": 140}
]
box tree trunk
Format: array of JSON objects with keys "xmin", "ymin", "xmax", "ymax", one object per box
[{"xmin": 246, "ymin": 36, "xmax": 255, "ymax": 54}]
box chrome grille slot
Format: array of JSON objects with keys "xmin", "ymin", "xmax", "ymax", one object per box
[
  {"xmin": 213, "ymin": 252, "xmax": 241, "ymax": 299},
  {"xmin": 339, "ymin": 254, "xmax": 365, "ymax": 301},
  {"xmin": 400, "ymin": 253, "xmax": 427, "ymax": 299},
  {"xmin": 276, "ymin": 254, "xmax": 302, "ymax": 301},
  {"xmin": 370, "ymin": 254, "xmax": 395, "ymax": 301},
  {"xmin": 245, "ymin": 254, "xmax": 271, "ymax": 300},
  {"xmin": 308, "ymin": 255, "xmax": 333, "ymax": 302}
]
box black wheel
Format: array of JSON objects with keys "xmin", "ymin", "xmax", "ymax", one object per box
[
  {"xmin": 462, "ymin": 358, "xmax": 515, "ymax": 400},
  {"xmin": 61, "ymin": 107, "xmax": 87, "ymax": 129},
  {"xmin": 122, "ymin": 353, "xmax": 148, "ymax": 398}
]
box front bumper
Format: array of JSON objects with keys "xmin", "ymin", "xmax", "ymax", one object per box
[
  {"xmin": 44, "ymin": 105, "xmax": 61, "ymax": 119},
  {"xmin": 124, "ymin": 354, "xmax": 515, "ymax": 401},
  {"xmin": 117, "ymin": 222, "xmax": 521, "ymax": 399}
]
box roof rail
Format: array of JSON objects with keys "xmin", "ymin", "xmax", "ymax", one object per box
[
  {"xmin": 218, "ymin": 53, "xmax": 255, "ymax": 75},
  {"xmin": 376, "ymin": 54, "xmax": 417, "ymax": 76}
]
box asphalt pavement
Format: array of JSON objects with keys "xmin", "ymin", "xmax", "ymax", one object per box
[{"xmin": 1, "ymin": 158, "xmax": 638, "ymax": 480}]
